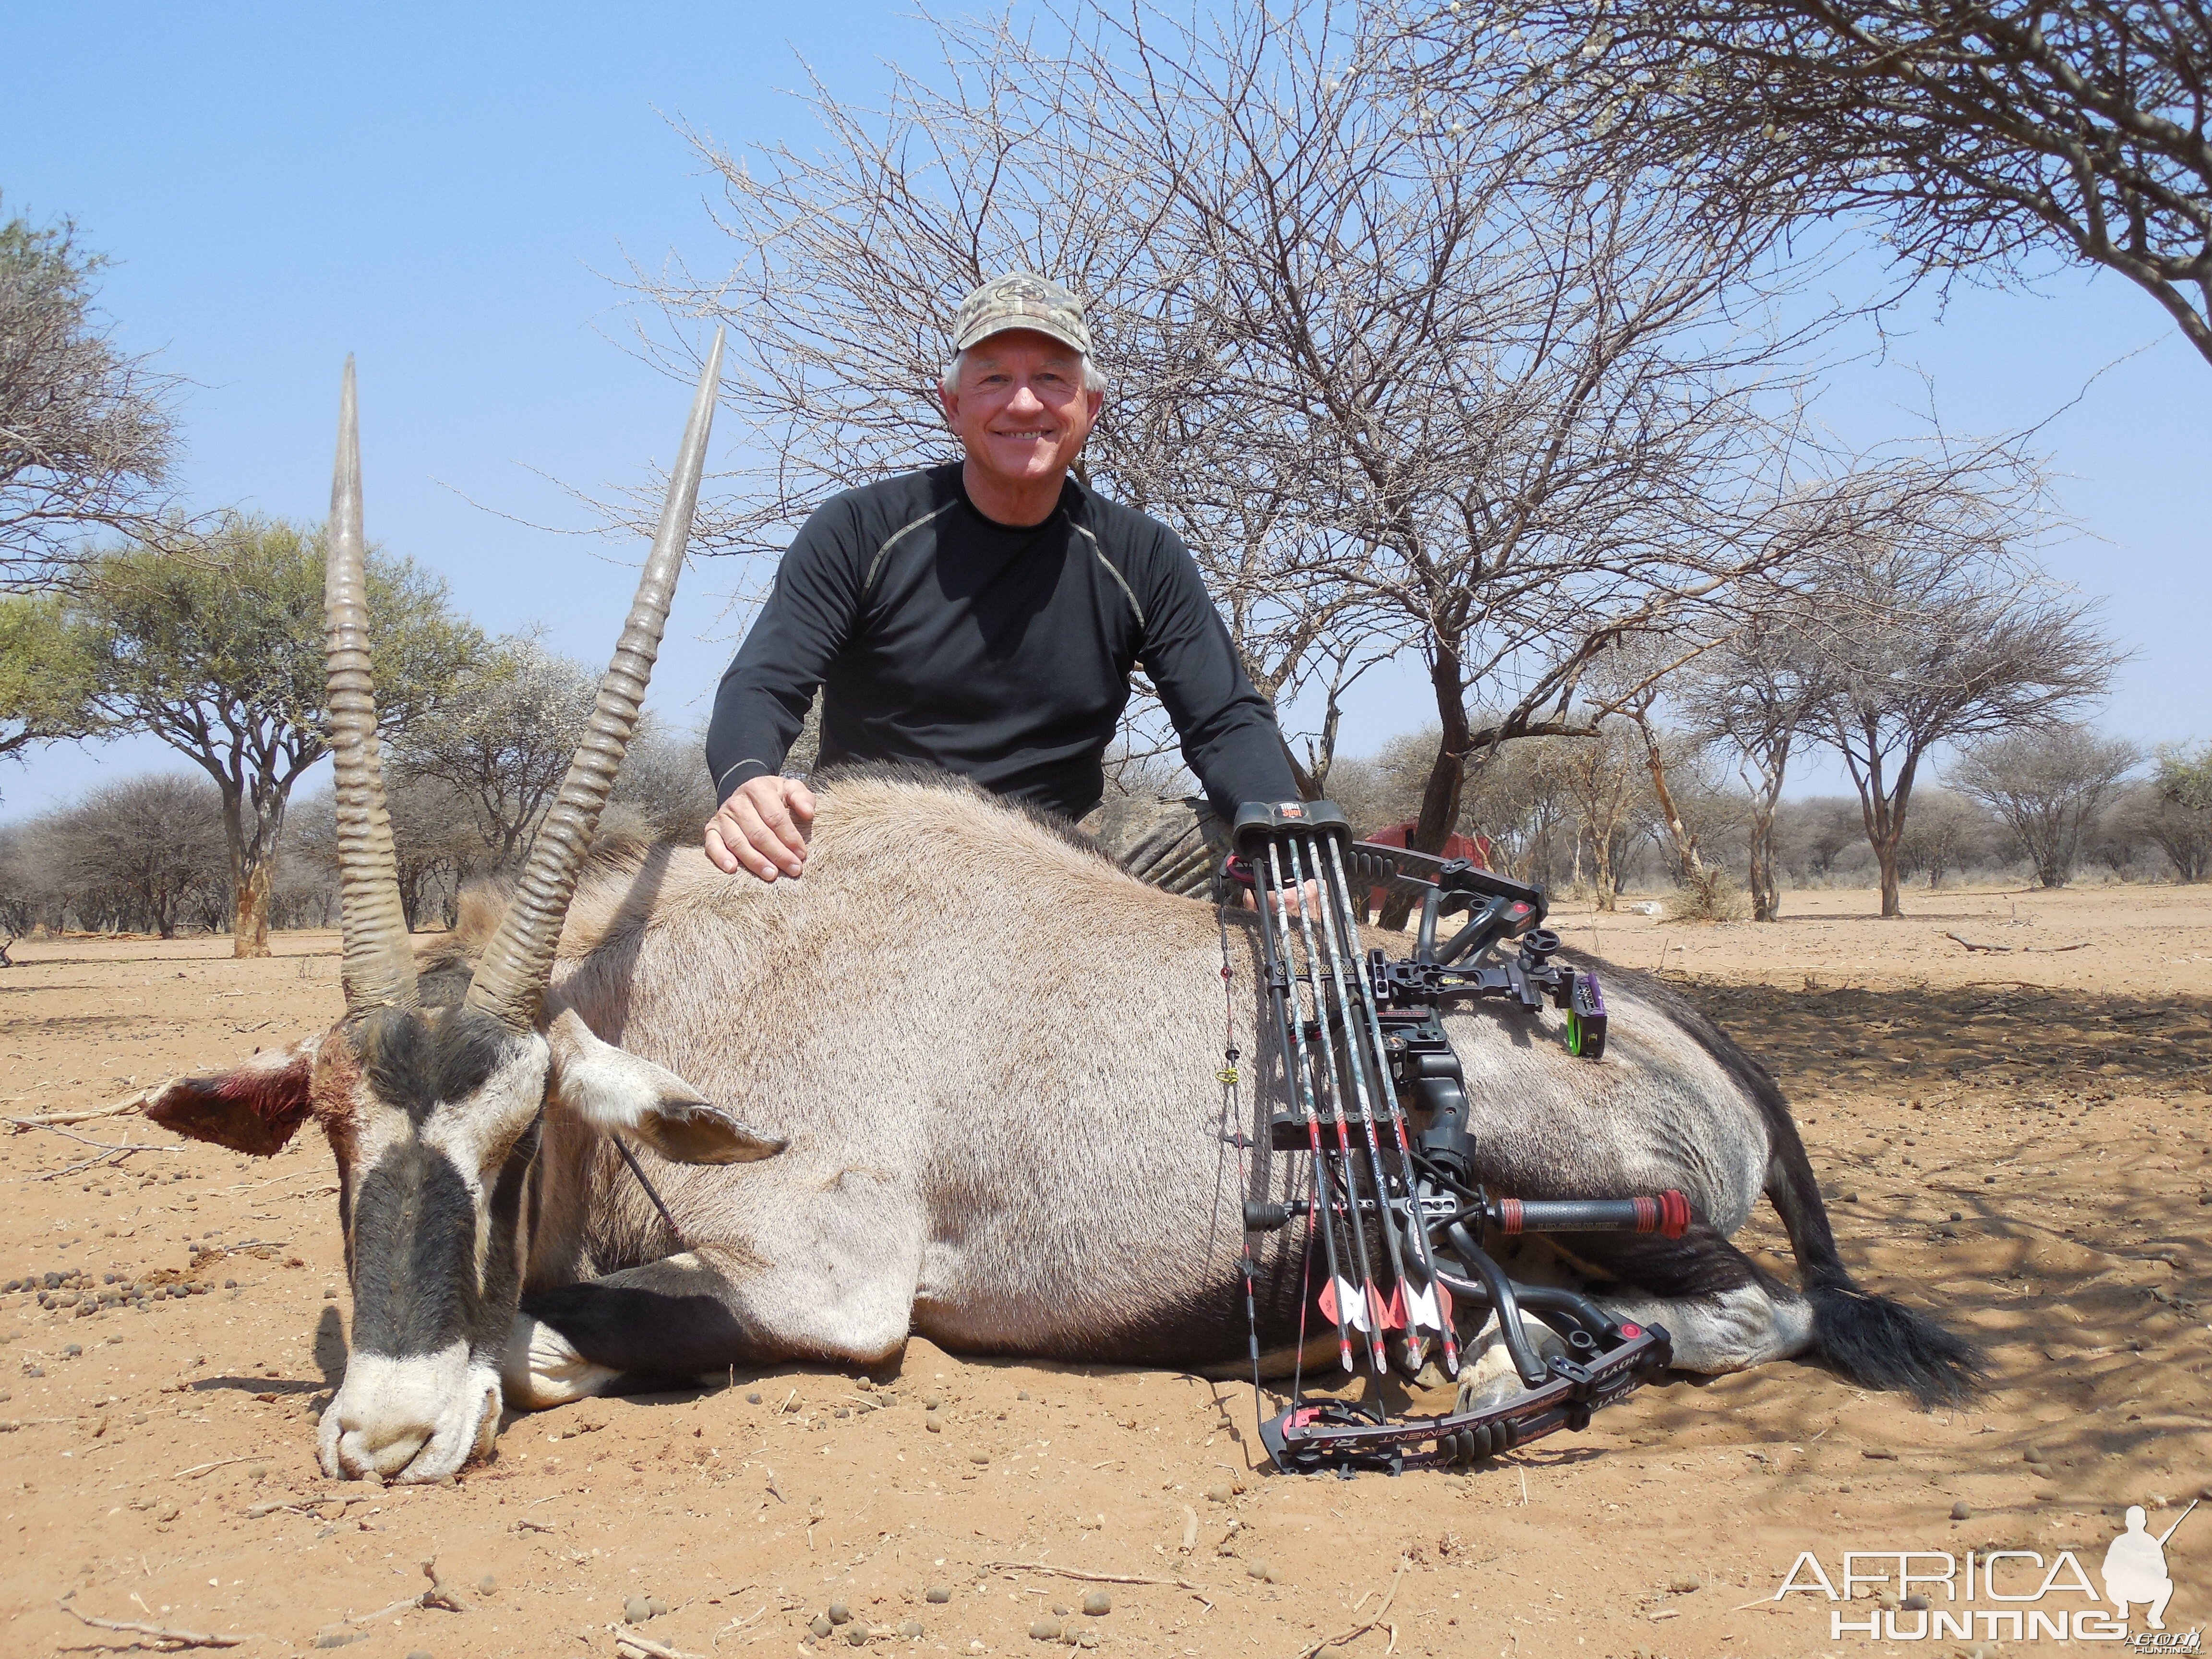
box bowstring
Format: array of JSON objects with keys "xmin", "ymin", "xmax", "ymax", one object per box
[{"xmin": 1217, "ymin": 896, "xmax": 1270, "ymax": 1444}]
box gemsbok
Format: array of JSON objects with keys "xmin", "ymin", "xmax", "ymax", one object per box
[{"xmin": 146, "ymin": 344, "xmax": 1976, "ymax": 1483}]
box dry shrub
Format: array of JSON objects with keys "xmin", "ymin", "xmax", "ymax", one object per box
[{"xmin": 1663, "ymin": 866, "xmax": 1748, "ymax": 923}]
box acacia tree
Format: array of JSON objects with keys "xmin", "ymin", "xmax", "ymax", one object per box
[
  {"xmin": 2134, "ymin": 742, "xmax": 2212, "ymax": 880},
  {"xmin": 47, "ymin": 774, "xmax": 228, "ymax": 938},
  {"xmin": 1892, "ymin": 787, "xmax": 1995, "ymax": 890},
  {"xmin": 0, "ymin": 207, "xmax": 181, "ymax": 586},
  {"xmin": 2160, "ymin": 740, "xmax": 2212, "ymax": 813},
  {"xmin": 610, "ymin": 718, "xmax": 720, "ymax": 846},
  {"xmin": 36, "ymin": 517, "xmax": 480, "ymax": 954},
  {"xmin": 1539, "ymin": 718, "xmax": 1653, "ymax": 908},
  {"xmin": 390, "ymin": 638, "xmax": 601, "ymax": 874},
  {"xmin": 1949, "ymin": 724, "xmax": 2139, "ymax": 887},
  {"xmin": 1121, "ymin": 19, "xmax": 1838, "ymax": 883},
  {"xmin": 1585, "ymin": 633, "xmax": 1735, "ymax": 883},
  {"xmin": 1689, "ymin": 596, "xmax": 1831, "ymax": 921},
  {"xmin": 1394, "ymin": 0, "xmax": 2212, "ymax": 366},
  {"xmin": 0, "ymin": 590, "xmax": 104, "ymax": 770},
  {"xmin": 1803, "ymin": 496, "xmax": 2123, "ymax": 917}
]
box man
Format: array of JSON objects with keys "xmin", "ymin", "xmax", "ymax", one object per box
[{"xmin": 702, "ymin": 272, "xmax": 1298, "ymax": 890}]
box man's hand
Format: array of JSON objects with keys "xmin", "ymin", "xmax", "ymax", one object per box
[
  {"xmin": 704, "ymin": 775, "xmax": 817, "ymax": 881},
  {"xmin": 1243, "ymin": 878, "xmax": 1327, "ymax": 922}
]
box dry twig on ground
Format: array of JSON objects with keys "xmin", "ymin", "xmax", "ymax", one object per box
[
  {"xmin": 1290, "ymin": 1563, "xmax": 1407, "ymax": 1659},
  {"xmin": 615, "ymin": 1630, "xmax": 703, "ymax": 1659},
  {"xmin": 5, "ymin": 1090, "xmax": 153, "ymax": 1129},
  {"xmin": 59, "ymin": 1599, "xmax": 255, "ymax": 1650},
  {"xmin": 983, "ymin": 1561, "xmax": 1207, "ymax": 1592},
  {"xmin": 342, "ymin": 1558, "xmax": 470, "ymax": 1625}
]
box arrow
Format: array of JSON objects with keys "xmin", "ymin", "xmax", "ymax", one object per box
[
  {"xmin": 1323, "ymin": 836, "xmax": 1464, "ymax": 1377},
  {"xmin": 1270, "ymin": 839, "xmax": 1388, "ymax": 1373},
  {"xmin": 1318, "ymin": 1276, "xmax": 1375, "ymax": 1333},
  {"xmin": 1251, "ymin": 850, "xmax": 1358, "ymax": 1375}
]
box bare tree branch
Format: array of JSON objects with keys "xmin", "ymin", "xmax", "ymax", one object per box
[{"xmin": 1392, "ymin": 0, "xmax": 2212, "ymax": 364}]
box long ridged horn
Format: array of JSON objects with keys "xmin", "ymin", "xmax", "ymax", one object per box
[
  {"xmin": 464, "ymin": 330, "xmax": 725, "ymax": 1031},
  {"xmin": 325, "ymin": 356, "xmax": 421, "ymax": 1013}
]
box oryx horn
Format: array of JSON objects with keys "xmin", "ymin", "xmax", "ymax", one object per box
[
  {"xmin": 325, "ymin": 355, "xmax": 421, "ymax": 1013},
  {"xmin": 464, "ymin": 330, "xmax": 725, "ymax": 1032}
]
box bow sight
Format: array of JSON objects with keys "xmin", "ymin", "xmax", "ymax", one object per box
[{"xmin": 1225, "ymin": 799, "xmax": 1685, "ymax": 1476}]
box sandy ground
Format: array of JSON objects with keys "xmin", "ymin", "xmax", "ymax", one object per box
[{"xmin": 2, "ymin": 882, "xmax": 2207, "ymax": 1659}]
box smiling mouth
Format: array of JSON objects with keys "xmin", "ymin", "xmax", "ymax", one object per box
[{"xmin": 992, "ymin": 428, "xmax": 1058, "ymax": 441}]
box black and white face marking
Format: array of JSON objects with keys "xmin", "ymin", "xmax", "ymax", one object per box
[{"xmin": 319, "ymin": 1001, "xmax": 549, "ymax": 1483}]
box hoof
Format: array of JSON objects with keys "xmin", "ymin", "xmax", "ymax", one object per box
[{"xmin": 501, "ymin": 1315, "xmax": 619, "ymax": 1409}]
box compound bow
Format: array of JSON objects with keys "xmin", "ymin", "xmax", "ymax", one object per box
[{"xmin": 1225, "ymin": 799, "xmax": 1686, "ymax": 1476}]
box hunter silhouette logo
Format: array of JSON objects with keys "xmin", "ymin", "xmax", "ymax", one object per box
[
  {"xmin": 1775, "ymin": 1497, "xmax": 2200, "ymax": 1645},
  {"xmin": 2106, "ymin": 1501, "xmax": 2193, "ymax": 1635}
]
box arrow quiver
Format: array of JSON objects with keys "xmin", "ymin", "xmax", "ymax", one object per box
[{"xmin": 1227, "ymin": 799, "xmax": 1682, "ymax": 1476}]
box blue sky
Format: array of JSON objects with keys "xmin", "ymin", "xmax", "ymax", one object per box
[{"xmin": 4, "ymin": 1, "xmax": 2205, "ymax": 818}]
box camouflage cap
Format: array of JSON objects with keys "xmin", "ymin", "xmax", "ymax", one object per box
[{"xmin": 951, "ymin": 271, "xmax": 1093, "ymax": 357}]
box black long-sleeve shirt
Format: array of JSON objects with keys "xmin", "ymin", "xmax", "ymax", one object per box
[{"xmin": 705, "ymin": 463, "xmax": 1298, "ymax": 823}]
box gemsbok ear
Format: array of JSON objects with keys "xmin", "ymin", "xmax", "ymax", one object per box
[
  {"xmin": 144, "ymin": 1037, "xmax": 321, "ymax": 1156},
  {"xmin": 545, "ymin": 1010, "xmax": 786, "ymax": 1166}
]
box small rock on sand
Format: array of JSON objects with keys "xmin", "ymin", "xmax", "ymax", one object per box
[
  {"xmin": 1030, "ymin": 1619, "xmax": 1062, "ymax": 1641},
  {"xmin": 925, "ymin": 1585, "xmax": 951, "ymax": 1603},
  {"xmin": 1082, "ymin": 1591, "xmax": 1111, "ymax": 1616},
  {"xmin": 625, "ymin": 1595, "xmax": 653, "ymax": 1623}
]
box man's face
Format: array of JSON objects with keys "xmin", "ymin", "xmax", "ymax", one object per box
[{"xmin": 939, "ymin": 330, "xmax": 1103, "ymax": 498}]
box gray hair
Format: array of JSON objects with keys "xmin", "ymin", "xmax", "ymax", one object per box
[{"xmin": 939, "ymin": 348, "xmax": 1107, "ymax": 398}]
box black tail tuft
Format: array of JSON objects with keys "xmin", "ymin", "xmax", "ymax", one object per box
[
  {"xmin": 1641, "ymin": 978, "xmax": 1986, "ymax": 1408},
  {"xmin": 1810, "ymin": 1283, "xmax": 1985, "ymax": 1407}
]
